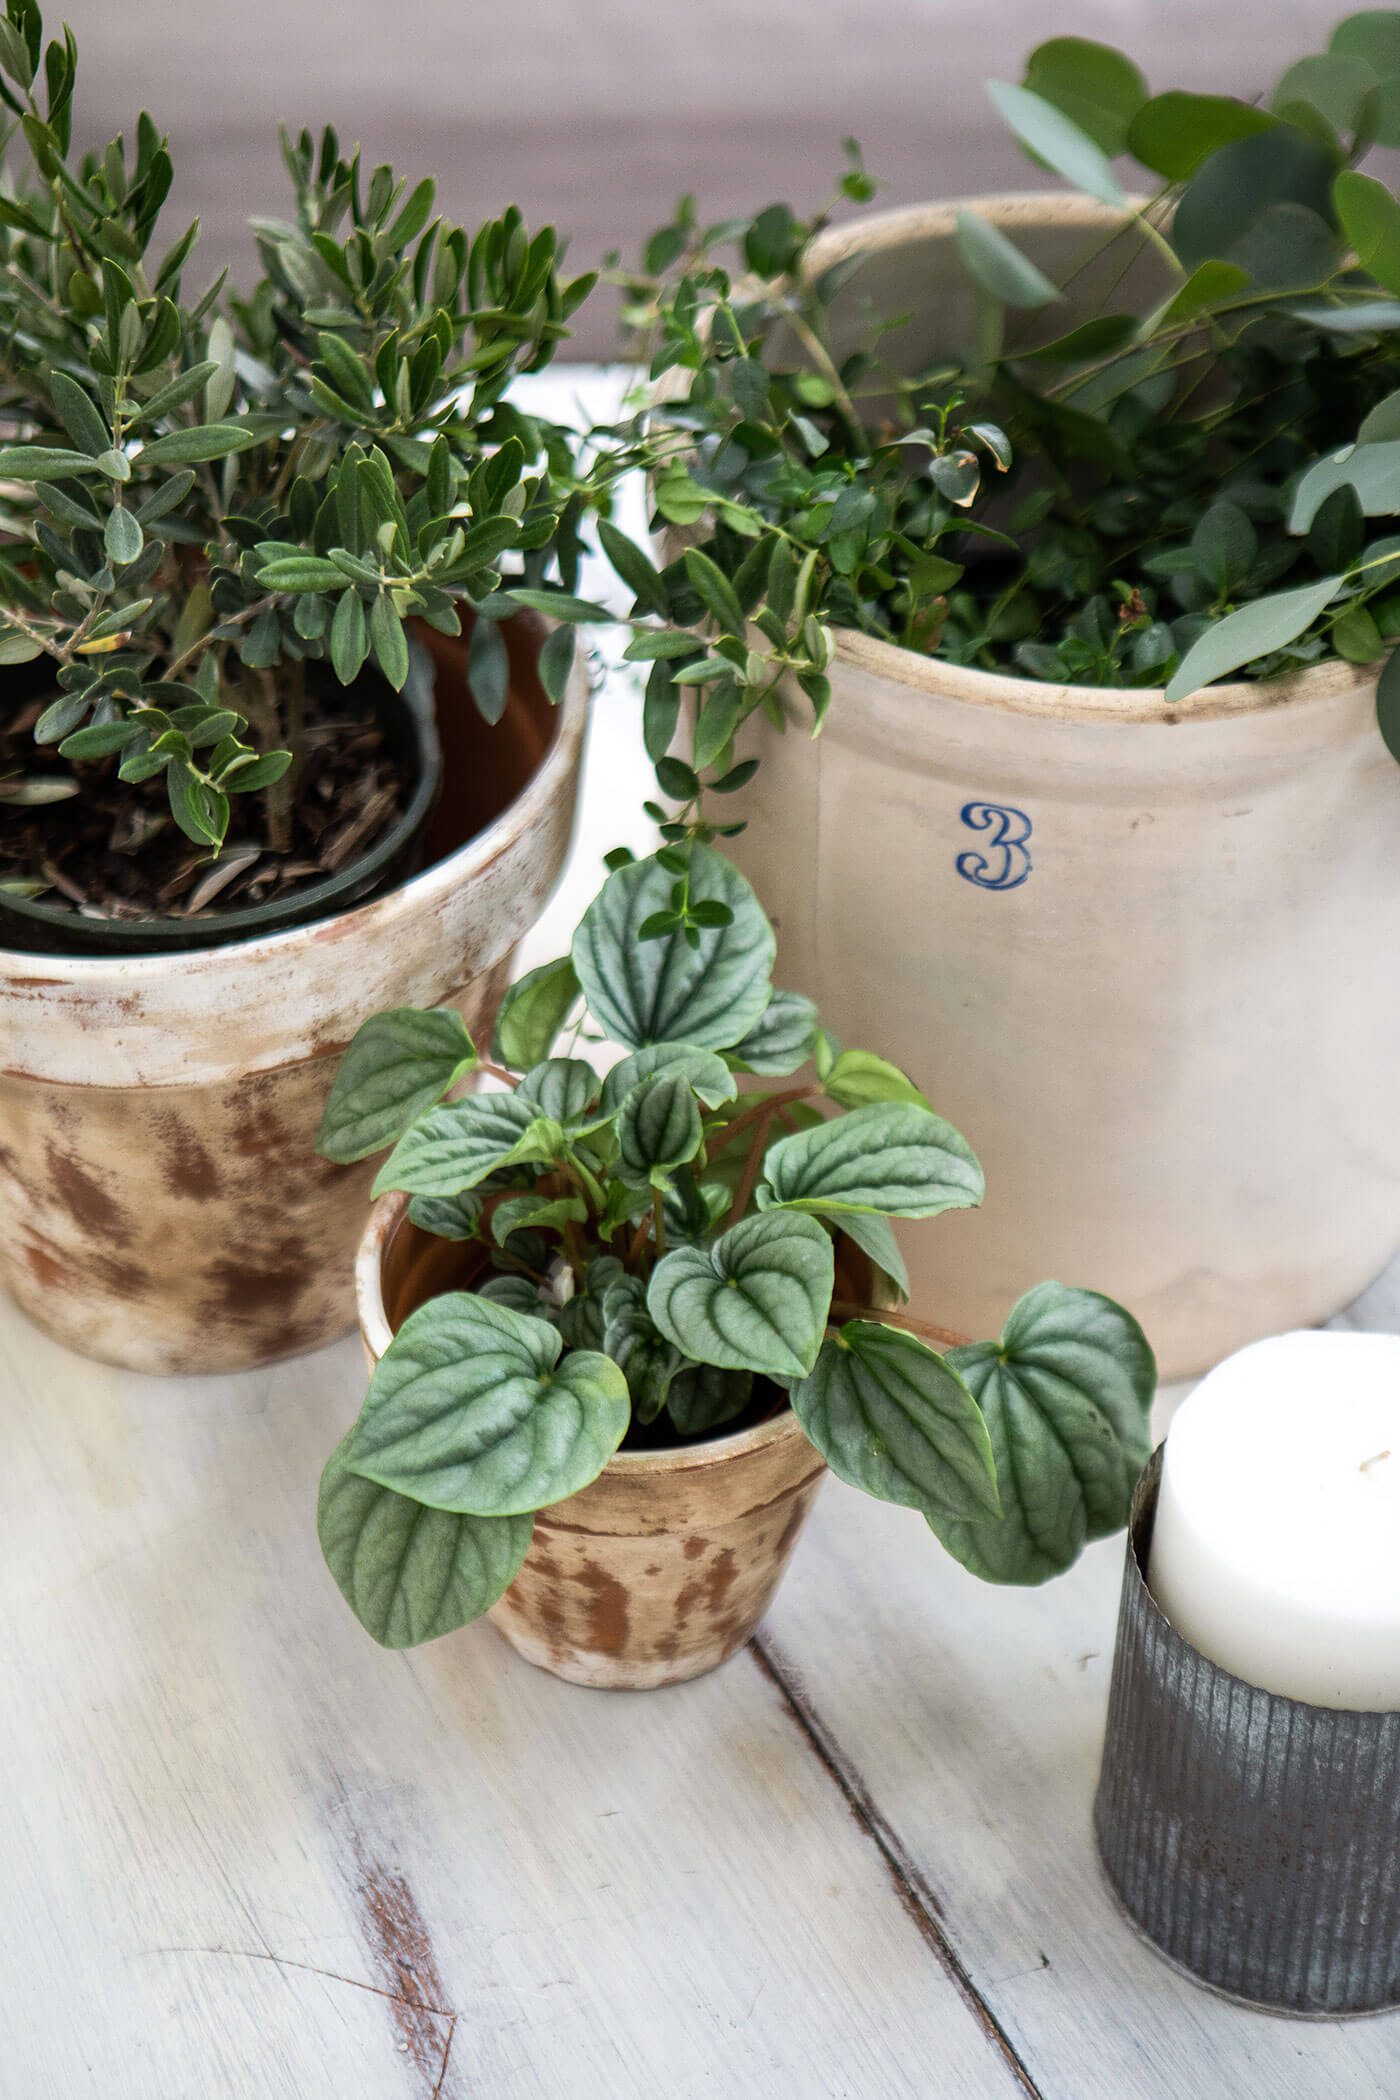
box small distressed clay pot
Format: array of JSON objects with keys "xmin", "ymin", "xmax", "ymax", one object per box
[
  {"xmin": 358, "ymin": 1192, "xmax": 828, "ymax": 1689},
  {"xmin": 0, "ymin": 617, "xmax": 587, "ymax": 1374}
]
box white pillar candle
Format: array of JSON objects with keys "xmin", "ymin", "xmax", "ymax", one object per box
[{"xmin": 1148, "ymin": 1330, "xmax": 1400, "ymax": 1711}]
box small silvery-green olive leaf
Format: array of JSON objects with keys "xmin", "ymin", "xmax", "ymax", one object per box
[
  {"xmin": 822, "ymin": 1049, "xmax": 930, "ymax": 1111},
  {"xmin": 955, "ymin": 209, "xmax": 1061, "ymax": 309},
  {"xmin": 600, "ymin": 1041, "xmax": 738, "ymax": 1114},
  {"xmin": 316, "ymin": 1007, "xmax": 477, "ymax": 1163},
  {"xmin": 349, "ymin": 1293, "xmax": 630, "ymax": 1515},
  {"xmin": 727, "ymin": 988, "xmax": 820, "ymax": 1076},
  {"xmin": 516, "ymin": 1057, "xmax": 599, "ymax": 1130},
  {"xmin": 318, "ymin": 1433, "xmax": 532, "ymax": 1648},
  {"xmin": 573, "ymin": 844, "xmax": 776, "ymax": 1051},
  {"xmin": 835, "ymin": 1212, "xmax": 911, "ymax": 1301},
  {"xmin": 372, "ymin": 1092, "xmax": 564, "ymax": 1198},
  {"xmin": 931, "ymin": 1283, "xmax": 1157, "ymax": 1585},
  {"xmin": 492, "ymin": 955, "xmax": 580, "ymax": 1068},
  {"xmin": 792, "ymin": 1324, "xmax": 999, "ymax": 1524},
  {"xmin": 667, "ymin": 1363, "xmax": 755, "ymax": 1437},
  {"xmin": 490, "ymin": 1192, "xmax": 586, "ymax": 1245},
  {"xmin": 648, "ymin": 1211, "xmax": 835, "ymax": 1379},
  {"xmin": 408, "ymin": 1191, "xmax": 484, "ymax": 1241},
  {"xmin": 1163, "ymin": 575, "xmax": 1343, "ymax": 702},
  {"xmin": 602, "ymin": 1275, "xmax": 684, "ymax": 1424},
  {"xmin": 616, "ymin": 1073, "xmax": 703, "ymax": 1184},
  {"xmin": 987, "ymin": 79, "xmax": 1126, "ymax": 208},
  {"xmin": 761, "ymin": 1103, "xmax": 984, "ymax": 1219}
]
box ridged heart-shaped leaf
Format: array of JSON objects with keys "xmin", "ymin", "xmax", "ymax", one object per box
[
  {"xmin": 602, "ymin": 1276, "xmax": 684, "ymax": 1424},
  {"xmin": 648, "ymin": 1211, "xmax": 835, "ymax": 1378},
  {"xmin": 492, "ymin": 956, "xmax": 581, "ymax": 1068},
  {"xmin": 517, "ymin": 1057, "xmax": 600, "ymax": 1130},
  {"xmin": 318, "ymin": 1434, "xmax": 532, "ymax": 1647},
  {"xmin": 728, "ymin": 988, "xmax": 820, "ymax": 1076},
  {"xmin": 616, "ymin": 1073, "xmax": 703, "ymax": 1184},
  {"xmin": 600, "ymin": 1041, "xmax": 738, "ymax": 1113},
  {"xmin": 792, "ymin": 1324, "xmax": 999, "ymax": 1523},
  {"xmin": 372, "ymin": 1091, "xmax": 563, "ymax": 1198},
  {"xmin": 573, "ymin": 844, "xmax": 776, "ymax": 1050},
  {"xmin": 761, "ymin": 1103, "xmax": 984, "ymax": 1218},
  {"xmin": 316, "ymin": 1007, "xmax": 476, "ymax": 1163},
  {"xmin": 350, "ymin": 1294, "xmax": 630, "ymax": 1514},
  {"xmin": 667, "ymin": 1363, "xmax": 755, "ymax": 1437},
  {"xmin": 930, "ymin": 1283, "xmax": 1156, "ymax": 1584}
]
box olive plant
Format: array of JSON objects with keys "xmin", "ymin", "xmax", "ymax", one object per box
[
  {"xmin": 0, "ymin": 0, "xmax": 592, "ymax": 881},
  {"xmin": 568, "ymin": 16, "xmax": 1400, "ymax": 835},
  {"xmin": 315, "ymin": 844, "xmax": 1154, "ymax": 1648}
]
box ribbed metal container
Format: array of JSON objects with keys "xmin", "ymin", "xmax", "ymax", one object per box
[{"xmin": 1094, "ymin": 1448, "xmax": 1400, "ymax": 2016}]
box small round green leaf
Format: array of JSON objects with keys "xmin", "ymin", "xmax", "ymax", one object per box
[
  {"xmin": 1023, "ymin": 36, "xmax": 1147, "ymax": 155},
  {"xmin": 316, "ymin": 1007, "xmax": 477, "ymax": 1163},
  {"xmin": 792, "ymin": 1324, "xmax": 1000, "ymax": 1523},
  {"xmin": 1128, "ymin": 93, "xmax": 1278, "ymax": 181},
  {"xmin": 349, "ymin": 1293, "xmax": 630, "ymax": 1514},
  {"xmin": 648, "ymin": 1211, "xmax": 835, "ymax": 1379},
  {"xmin": 318, "ymin": 1434, "xmax": 532, "ymax": 1648},
  {"xmin": 931, "ymin": 1283, "xmax": 1156, "ymax": 1585},
  {"xmin": 761, "ymin": 1103, "xmax": 984, "ymax": 1219},
  {"xmin": 573, "ymin": 844, "xmax": 776, "ymax": 1051}
]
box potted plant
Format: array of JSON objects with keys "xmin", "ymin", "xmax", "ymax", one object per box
[
  {"xmin": 578, "ymin": 18, "xmax": 1400, "ymax": 1380},
  {"xmin": 0, "ymin": 2, "xmax": 595, "ymax": 1371},
  {"xmin": 317, "ymin": 843, "xmax": 1154, "ymax": 1687}
]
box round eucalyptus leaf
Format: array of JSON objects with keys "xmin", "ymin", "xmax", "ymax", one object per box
[
  {"xmin": 648, "ymin": 1211, "xmax": 835, "ymax": 1379},
  {"xmin": 616, "ymin": 1073, "xmax": 703, "ymax": 1184},
  {"xmin": 318, "ymin": 1435, "xmax": 533, "ymax": 1648},
  {"xmin": 762, "ymin": 1102, "xmax": 984, "ymax": 1218},
  {"xmin": 316, "ymin": 1007, "xmax": 477, "ymax": 1163},
  {"xmin": 1274, "ymin": 53, "xmax": 1380, "ymax": 140},
  {"xmin": 728, "ymin": 988, "xmax": 821, "ymax": 1076},
  {"xmin": 667, "ymin": 1363, "xmax": 755, "ymax": 1437},
  {"xmin": 956, "ymin": 210, "xmax": 1061, "ymax": 310},
  {"xmin": 350, "ymin": 1293, "xmax": 630, "ymax": 1514},
  {"xmin": 572, "ymin": 844, "xmax": 776, "ymax": 1051},
  {"xmin": 1127, "ymin": 92, "xmax": 1278, "ymax": 181},
  {"xmin": 930, "ymin": 1283, "xmax": 1156, "ymax": 1585},
  {"xmin": 601, "ymin": 1041, "xmax": 738, "ymax": 1113},
  {"xmin": 372, "ymin": 1091, "xmax": 563, "ymax": 1199},
  {"xmin": 1171, "ymin": 128, "xmax": 1338, "ymax": 274},
  {"xmin": 1023, "ymin": 35, "xmax": 1147, "ymax": 155},
  {"xmin": 1164, "ymin": 573, "xmax": 1342, "ymax": 701},
  {"xmin": 492, "ymin": 955, "xmax": 580, "ymax": 1068},
  {"xmin": 1376, "ymin": 647, "xmax": 1400, "ymax": 764},
  {"xmin": 791, "ymin": 1324, "xmax": 1000, "ymax": 1523}
]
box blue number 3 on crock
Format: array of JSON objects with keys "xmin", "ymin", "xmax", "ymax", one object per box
[{"xmin": 956, "ymin": 801, "xmax": 1033, "ymax": 890}]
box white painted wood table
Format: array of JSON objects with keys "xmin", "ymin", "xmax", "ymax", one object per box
[{"xmin": 4, "ymin": 372, "xmax": 1400, "ymax": 2097}]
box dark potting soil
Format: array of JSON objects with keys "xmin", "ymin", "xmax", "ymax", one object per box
[{"xmin": 0, "ymin": 673, "xmax": 408, "ymax": 924}]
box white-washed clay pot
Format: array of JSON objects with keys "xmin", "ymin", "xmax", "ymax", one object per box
[
  {"xmin": 0, "ymin": 619, "xmax": 588, "ymax": 1374},
  {"xmin": 723, "ymin": 195, "xmax": 1400, "ymax": 1381},
  {"xmin": 357, "ymin": 1192, "xmax": 828, "ymax": 1690}
]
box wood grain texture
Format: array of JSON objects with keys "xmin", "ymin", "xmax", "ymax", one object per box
[{"xmin": 0, "ymin": 1299, "xmax": 1020, "ymax": 2099}]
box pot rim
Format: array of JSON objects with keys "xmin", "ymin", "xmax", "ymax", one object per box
[
  {"xmin": 805, "ymin": 192, "xmax": 1367, "ymax": 729},
  {"xmin": 0, "ymin": 610, "xmax": 588, "ymax": 986},
  {"xmin": 356, "ymin": 1189, "xmax": 811, "ymax": 1475}
]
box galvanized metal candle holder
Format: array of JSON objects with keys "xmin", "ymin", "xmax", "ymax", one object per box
[{"xmin": 1094, "ymin": 1448, "xmax": 1400, "ymax": 2016}]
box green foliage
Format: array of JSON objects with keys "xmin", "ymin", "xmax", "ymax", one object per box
[
  {"xmin": 0, "ymin": 1, "xmax": 593, "ymax": 873},
  {"xmin": 592, "ymin": 13, "xmax": 1400, "ymax": 819},
  {"xmin": 318, "ymin": 846, "xmax": 1155, "ymax": 1648}
]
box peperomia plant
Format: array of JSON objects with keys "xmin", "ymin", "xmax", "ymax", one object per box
[
  {"xmin": 0, "ymin": 0, "xmax": 592, "ymax": 919},
  {"xmin": 563, "ymin": 15, "xmax": 1400, "ymax": 835},
  {"xmin": 314, "ymin": 844, "xmax": 1155, "ymax": 1648}
]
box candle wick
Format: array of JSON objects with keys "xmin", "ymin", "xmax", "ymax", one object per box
[{"xmin": 1359, "ymin": 1448, "xmax": 1392, "ymax": 1473}]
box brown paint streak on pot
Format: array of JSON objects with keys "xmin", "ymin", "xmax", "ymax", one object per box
[
  {"xmin": 0, "ymin": 619, "xmax": 587, "ymax": 1374},
  {"xmin": 358, "ymin": 1193, "xmax": 827, "ymax": 1691}
]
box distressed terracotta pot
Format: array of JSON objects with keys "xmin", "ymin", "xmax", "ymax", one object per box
[
  {"xmin": 358, "ymin": 1192, "xmax": 827, "ymax": 1690},
  {"xmin": 722, "ymin": 195, "xmax": 1400, "ymax": 1382},
  {"xmin": 0, "ymin": 618, "xmax": 588, "ymax": 1374}
]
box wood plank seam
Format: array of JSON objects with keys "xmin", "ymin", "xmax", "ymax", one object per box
[{"xmin": 751, "ymin": 1633, "xmax": 1045, "ymax": 2099}]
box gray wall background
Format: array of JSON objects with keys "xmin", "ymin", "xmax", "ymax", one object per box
[{"xmin": 53, "ymin": 1, "xmax": 1350, "ymax": 356}]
